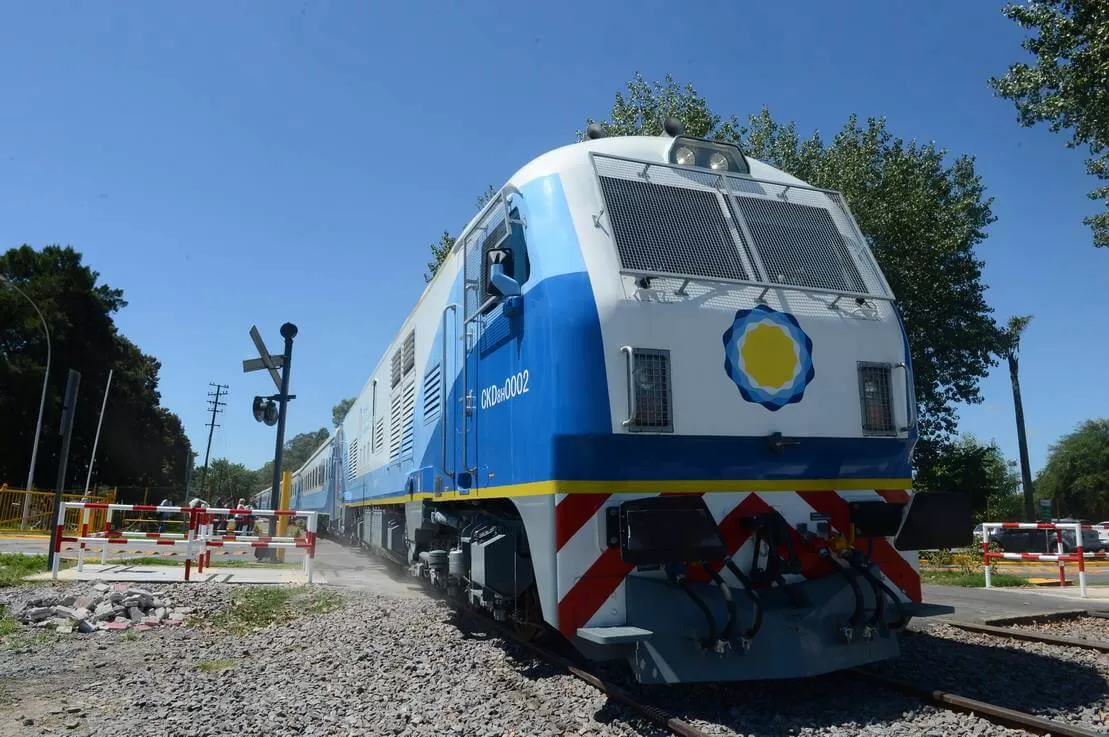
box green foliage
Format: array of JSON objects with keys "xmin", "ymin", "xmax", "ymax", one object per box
[
  {"xmin": 920, "ymin": 570, "xmax": 1026, "ymax": 587},
  {"xmin": 196, "ymin": 458, "xmax": 257, "ymax": 503},
  {"xmin": 252, "ymin": 427, "xmax": 330, "ymax": 491},
  {"xmin": 424, "ymin": 184, "xmax": 498, "ymax": 283},
  {"xmin": 0, "ymin": 245, "xmax": 192, "ymax": 495},
  {"xmin": 580, "ymin": 74, "xmax": 1003, "ymax": 467},
  {"xmin": 0, "ymin": 553, "xmax": 46, "ymax": 587},
  {"xmin": 990, "ymin": 0, "xmax": 1109, "ymax": 246},
  {"xmin": 331, "ymin": 396, "xmax": 356, "ymax": 428},
  {"xmin": 208, "ymin": 586, "xmax": 342, "ymax": 635},
  {"xmin": 577, "ymin": 72, "xmax": 742, "ymax": 141},
  {"xmin": 197, "ymin": 658, "xmax": 237, "ymax": 672},
  {"xmin": 914, "ymin": 435, "xmax": 1023, "ymax": 521},
  {"xmin": 1034, "ymin": 419, "xmax": 1109, "ymax": 519}
]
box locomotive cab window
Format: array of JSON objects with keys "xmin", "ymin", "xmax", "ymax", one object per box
[{"xmin": 482, "ymin": 207, "xmax": 530, "ymax": 301}]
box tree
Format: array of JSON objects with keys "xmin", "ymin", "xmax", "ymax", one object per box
[
  {"xmin": 990, "ymin": 1, "xmax": 1109, "ymax": 247},
  {"xmin": 424, "ymin": 232, "xmax": 456, "ymax": 283},
  {"xmin": 197, "ymin": 458, "xmax": 257, "ymax": 503},
  {"xmin": 0, "ymin": 244, "xmax": 192, "ymax": 499},
  {"xmin": 423, "ymin": 184, "xmax": 500, "ymax": 283},
  {"xmin": 1035, "ymin": 419, "xmax": 1109, "ymax": 519},
  {"xmin": 252, "ymin": 427, "xmax": 330, "ymax": 491},
  {"xmin": 332, "ymin": 397, "xmax": 356, "ymax": 428},
  {"xmin": 579, "ymin": 72, "xmax": 741, "ymax": 141},
  {"xmin": 580, "ymin": 74, "xmax": 1003, "ymax": 472},
  {"xmin": 914, "ymin": 435, "xmax": 1022, "ymax": 521},
  {"xmin": 999, "ymin": 315, "xmax": 1035, "ymax": 519}
]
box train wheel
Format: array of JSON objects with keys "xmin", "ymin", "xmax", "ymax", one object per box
[{"xmin": 511, "ymin": 585, "xmax": 546, "ymax": 643}]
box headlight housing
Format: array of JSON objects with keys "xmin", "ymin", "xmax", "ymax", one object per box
[{"xmin": 667, "ymin": 137, "xmax": 749, "ymax": 175}]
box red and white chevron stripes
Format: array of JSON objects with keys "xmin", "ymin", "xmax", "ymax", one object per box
[{"xmin": 553, "ymin": 489, "xmax": 918, "ymax": 638}]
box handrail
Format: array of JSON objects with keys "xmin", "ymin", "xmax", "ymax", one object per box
[
  {"xmin": 440, "ymin": 303, "xmax": 458, "ymax": 478},
  {"xmin": 894, "ymin": 361, "xmax": 915, "ymax": 432},
  {"xmin": 620, "ymin": 346, "xmax": 636, "ymax": 428}
]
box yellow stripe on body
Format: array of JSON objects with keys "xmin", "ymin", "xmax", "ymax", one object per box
[{"xmin": 346, "ymin": 477, "xmax": 912, "ymax": 507}]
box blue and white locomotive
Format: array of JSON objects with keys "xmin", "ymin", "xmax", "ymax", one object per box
[{"xmin": 275, "ymin": 119, "xmax": 968, "ymax": 683}]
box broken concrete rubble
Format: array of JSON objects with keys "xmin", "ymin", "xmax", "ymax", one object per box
[{"xmin": 11, "ymin": 580, "xmax": 192, "ymax": 633}]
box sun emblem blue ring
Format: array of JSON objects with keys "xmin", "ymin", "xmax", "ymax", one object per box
[{"xmin": 722, "ymin": 304, "xmax": 815, "ymax": 411}]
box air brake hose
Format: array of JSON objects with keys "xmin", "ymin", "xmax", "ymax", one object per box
[
  {"xmin": 819, "ymin": 549, "xmax": 866, "ymax": 628},
  {"xmin": 848, "ymin": 558, "xmax": 909, "ymax": 631},
  {"xmin": 677, "ymin": 577, "xmax": 718, "ymax": 648},
  {"xmin": 723, "ymin": 559, "xmax": 763, "ymax": 639},
  {"xmin": 704, "ymin": 565, "xmax": 738, "ymax": 641},
  {"xmin": 846, "ymin": 552, "xmax": 885, "ymax": 628}
]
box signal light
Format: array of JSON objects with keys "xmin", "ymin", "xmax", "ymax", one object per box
[{"xmin": 253, "ymin": 396, "xmax": 279, "ymax": 426}]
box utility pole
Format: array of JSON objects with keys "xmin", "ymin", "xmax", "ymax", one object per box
[
  {"xmin": 47, "ymin": 369, "xmax": 80, "ymax": 572},
  {"xmin": 199, "ymin": 383, "xmax": 228, "ymax": 498}
]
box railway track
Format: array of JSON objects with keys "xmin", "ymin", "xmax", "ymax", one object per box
[{"xmin": 463, "ymin": 604, "xmax": 1108, "ymax": 737}]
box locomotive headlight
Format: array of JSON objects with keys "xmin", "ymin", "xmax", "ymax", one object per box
[
  {"xmin": 667, "ymin": 137, "xmax": 750, "ymax": 175},
  {"xmin": 674, "ymin": 146, "xmax": 696, "ymax": 167}
]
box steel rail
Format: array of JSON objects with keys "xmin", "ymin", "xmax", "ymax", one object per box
[
  {"xmin": 454, "ymin": 609, "xmax": 709, "ymax": 737},
  {"xmin": 944, "ymin": 620, "xmax": 1109, "ymax": 653},
  {"xmin": 851, "ymin": 669, "xmax": 1102, "ymax": 737}
]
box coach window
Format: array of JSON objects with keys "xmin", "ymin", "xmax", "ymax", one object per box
[{"xmin": 482, "ymin": 207, "xmax": 530, "ymax": 300}]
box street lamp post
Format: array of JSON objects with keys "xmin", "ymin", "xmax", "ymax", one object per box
[{"xmin": 0, "ymin": 275, "xmax": 52, "ymax": 529}]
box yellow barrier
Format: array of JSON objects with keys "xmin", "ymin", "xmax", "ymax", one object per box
[{"xmin": 0, "ymin": 488, "xmax": 116, "ymax": 534}]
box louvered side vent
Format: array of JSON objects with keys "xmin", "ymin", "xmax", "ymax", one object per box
[
  {"xmin": 391, "ymin": 349, "xmax": 403, "ymax": 389},
  {"xmin": 389, "ymin": 390, "xmax": 404, "ymax": 461},
  {"xmin": 423, "ymin": 364, "xmax": 441, "ymax": 423},
  {"xmin": 374, "ymin": 417, "xmax": 385, "ymax": 455},
  {"xmin": 347, "ymin": 440, "xmax": 358, "ymax": 481},
  {"xmin": 403, "ymin": 330, "xmax": 415, "ymax": 375},
  {"xmin": 401, "ymin": 380, "xmax": 416, "ymax": 458}
]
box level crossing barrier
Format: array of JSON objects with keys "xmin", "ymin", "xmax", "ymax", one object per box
[
  {"xmin": 51, "ymin": 502, "xmax": 318, "ymax": 583},
  {"xmin": 980, "ymin": 521, "xmax": 1106, "ymax": 598}
]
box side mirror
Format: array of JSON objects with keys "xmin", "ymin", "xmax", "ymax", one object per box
[{"xmin": 487, "ymin": 248, "xmax": 521, "ymax": 297}]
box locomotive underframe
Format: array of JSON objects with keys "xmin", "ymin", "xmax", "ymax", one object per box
[{"xmin": 332, "ymin": 490, "xmax": 971, "ymax": 683}]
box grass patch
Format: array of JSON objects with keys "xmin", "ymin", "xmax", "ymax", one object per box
[
  {"xmin": 921, "ymin": 569, "xmax": 1027, "ymax": 587},
  {"xmin": 0, "ymin": 605, "xmax": 18, "ymax": 637},
  {"xmin": 0, "ymin": 553, "xmax": 47, "ymax": 587},
  {"xmin": 208, "ymin": 586, "xmax": 343, "ymax": 635},
  {"xmin": 197, "ymin": 658, "xmax": 237, "ymax": 672}
]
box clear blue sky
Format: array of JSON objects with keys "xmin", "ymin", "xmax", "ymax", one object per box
[{"xmin": 1, "ymin": 1, "xmax": 1105, "ymax": 481}]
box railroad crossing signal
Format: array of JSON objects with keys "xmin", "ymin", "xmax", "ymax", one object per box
[{"xmin": 244, "ymin": 322, "xmax": 299, "ymax": 550}]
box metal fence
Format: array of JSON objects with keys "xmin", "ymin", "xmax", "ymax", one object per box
[{"xmin": 0, "ymin": 488, "xmax": 117, "ymax": 534}]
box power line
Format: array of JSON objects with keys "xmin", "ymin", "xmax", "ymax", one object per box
[{"xmin": 199, "ymin": 382, "xmax": 228, "ymax": 497}]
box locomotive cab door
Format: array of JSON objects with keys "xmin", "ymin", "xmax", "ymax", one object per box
[{"xmin": 457, "ymin": 192, "xmax": 528, "ymax": 494}]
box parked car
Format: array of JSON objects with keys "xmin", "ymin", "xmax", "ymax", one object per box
[
  {"xmin": 992, "ymin": 520, "xmax": 1103, "ymax": 554},
  {"xmin": 1097, "ymin": 521, "xmax": 1109, "ymax": 547}
]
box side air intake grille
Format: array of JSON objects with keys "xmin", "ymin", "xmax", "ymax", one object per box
[{"xmin": 858, "ymin": 362, "xmax": 895, "ymax": 436}]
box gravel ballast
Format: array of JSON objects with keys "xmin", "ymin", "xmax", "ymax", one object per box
[{"xmin": 1, "ymin": 564, "xmax": 1104, "ymax": 736}]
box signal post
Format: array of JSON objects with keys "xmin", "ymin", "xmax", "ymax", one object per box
[{"xmin": 243, "ymin": 323, "xmax": 298, "ymax": 553}]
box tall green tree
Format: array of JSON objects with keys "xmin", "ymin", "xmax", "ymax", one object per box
[
  {"xmin": 252, "ymin": 427, "xmax": 330, "ymax": 491},
  {"xmin": 579, "ymin": 74, "xmax": 1003, "ymax": 471},
  {"xmin": 196, "ymin": 457, "xmax": 257, "ymax": 503},
  {"xmin": 1, "ymin": 244, "xmax": 192, "ymax": 498},
  {"xmin": 914, "ymin": 435, "xmax": 1023, "ymax": 521},
  {"xmin": 990, "ymin": 0, "xmax": 1109, "ymax": 247},
  {"xmin": 999, "ymin": 315, "xmax": 1035, "ymax": 518},
  {"xmin": 331, "ymin": 396, "xmax": 356, "ymax": 428},
  {"xmin": 1035, "ymin": 419, "xmax": 1109, "ymax": 519}
]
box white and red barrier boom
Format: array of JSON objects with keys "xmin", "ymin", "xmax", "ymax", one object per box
[
  {"xmin": 51, "ymin": 502, "xmax": 318, "ymax": 584},
  {"xmin": 980, "ymin": 521, "xmax": 1102, "ymax": 598}
]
